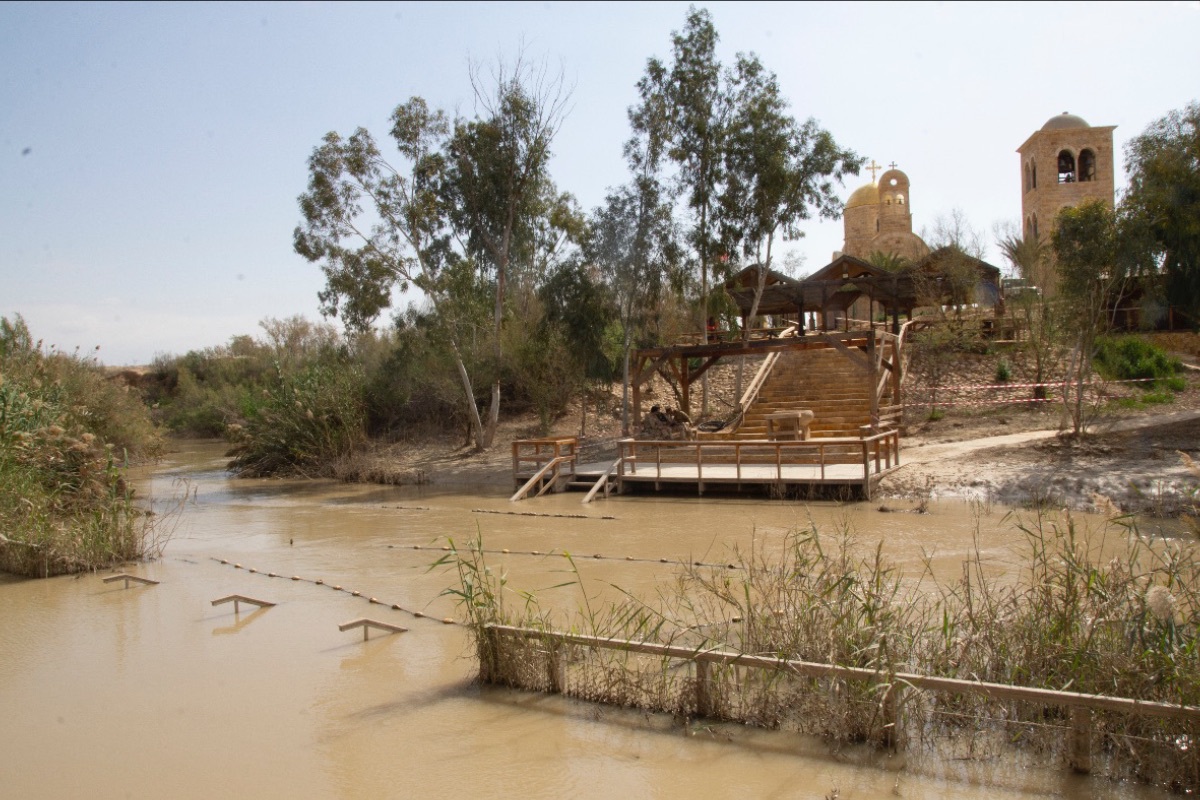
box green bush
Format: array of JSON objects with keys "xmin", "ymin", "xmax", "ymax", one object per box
[
  {"xmin": 994, "ymin": 359, "xmax": 1012, "ymax": 383},
  {"xmin": 1094, "ymin": 335, "xmax": 1183, "ymax": 389},
  {"xmin": 0, "ymin": 315, "xmax": 162, "ymax": 576},
  {"xmin": 226, "ymin": 357, "xmax": 367, "ymax": 477}
]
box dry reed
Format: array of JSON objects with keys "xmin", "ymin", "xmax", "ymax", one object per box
[{"xmin": 442, "ymin": 511, "xmax": 1200, "ymax": 791}]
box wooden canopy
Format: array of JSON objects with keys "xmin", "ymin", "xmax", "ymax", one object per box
[{"xmin": 722, "ymin": 250, "xmax": 1004, "ymax": 331}]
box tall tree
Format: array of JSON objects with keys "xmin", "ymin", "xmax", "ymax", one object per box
[
  {"xmin": 720, "ymin": 52, "xmax": 861, "ymax": 331},
  {"xmin": 1122, "ymin": 100, "xmax": 1200, "ymax": 325},
  {"xmin": 717, "ymin": 52, "xmax": 860, "ymax": 395},
  {"xmin": 588, "ymin": 178, "xmax": 680, "ymax": 435},
  {"xmin": 445, "ymin": 56, "xmax": 572, "ymax": 448},
  {"xmin": 1052, "ymin": 200, "xmax": 1130, "ymax": 435},
  {"xmin": 293, "ymin": 98, "xmax": 490, "ymax": 450}
]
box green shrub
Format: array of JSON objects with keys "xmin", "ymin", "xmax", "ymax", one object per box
[
  {"xmin": 1094, "ymin": 335, "xmax": 1183, "ymax": 390},
  {"xmin": 226, "ymin": 358, "xmax": 367, "ymax": 477},
  {"xmin": 0, "ymin": 315, "xmax": 162, "ymax": 576},
  {"xmin": 994, "ymin": 359, "xmax": 1012, "ymax": 383}
]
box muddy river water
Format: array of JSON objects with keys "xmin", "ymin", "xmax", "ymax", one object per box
[{"xmin": 0, "ymin": 441, "xmax": 1180, "ymax": 798}]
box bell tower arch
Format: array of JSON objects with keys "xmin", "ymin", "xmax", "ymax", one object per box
[{"xmin": 1017, "ymin": 112, "xmax": 1115, "ymax": 245}]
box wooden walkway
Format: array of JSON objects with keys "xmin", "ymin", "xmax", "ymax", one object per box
[{"xmin": 512, "ymin": 432, "xmax": 900, "ymax": 501}]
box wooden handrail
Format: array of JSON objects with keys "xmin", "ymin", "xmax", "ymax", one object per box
[
  {"xmin": 581, "ymin": 458, "xmax": 622, "ymax": 505},
  {"xmin": 102, "ymin": 573, "xmax": 159, "ymax": 589},
  {"xmin": 211, "ymin": 595, "xmax": 275, "ymax": 614},
  {"xmin": 339, "ymin": 618, "xmax": 408, "ymax": 641},
  {"xmin": 511, "ymin": 456, "xmax": 571, "ymax": 502},
  {"xmin": 730, "ymin": 324, "xmax": 797, "ymax": 432},
  {"xmin": 617, "ymin": 433, "xmax": 899, "ymax": 499}
]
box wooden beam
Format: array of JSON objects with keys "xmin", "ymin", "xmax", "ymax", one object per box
[
  {"xmin": 816, "ymin": 333, "xmax": 871, "ymax": 374},
  {"xmin": 688, "ymin": 355, "xmax": 722, "ymax": 383}
]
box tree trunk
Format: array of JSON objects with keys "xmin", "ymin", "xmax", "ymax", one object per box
[
  {"xmin": 621, "ymin": 332, "xmax": 632, "ymax": 437},
  {"xmin": 449, "ymin": 341, "xmax": 486, "ymax": 452}
]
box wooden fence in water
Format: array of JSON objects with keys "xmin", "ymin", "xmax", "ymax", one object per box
[{"xmin": 481, "ymin": 623, "xmax": 1200, "ymax": 778}]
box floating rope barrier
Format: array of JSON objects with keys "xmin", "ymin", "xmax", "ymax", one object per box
[
  {"xmin": 472, "ymin": 508, "xmax": 616, "ymax": 521},
  {"xmin": 209, "ymin": 557, "xmax": 461, "ymax": 627},
  {"xmin": 395, "ymin": 543, "xmax": 743, "ymax": 571},
  {"xmin": 208, "ymin": 542, "xmax": 744, "ymax": 626}
]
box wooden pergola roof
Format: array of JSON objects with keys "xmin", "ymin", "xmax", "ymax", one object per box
[{"xmin": 722, "ymin": 249, "xmax": 1004, "ymax": 319}]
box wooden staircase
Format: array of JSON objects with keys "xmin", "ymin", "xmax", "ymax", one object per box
[{"xmin": 736, "ymin": 349, "xmax": 873, "ymax": 440}]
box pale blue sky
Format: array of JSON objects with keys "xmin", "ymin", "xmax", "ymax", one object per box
[{"xmin": 2, "ymin": 1, "xmax": 1197, "ymax": 365}]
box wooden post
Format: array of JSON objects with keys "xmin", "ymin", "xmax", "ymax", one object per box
[
  {"xmin": 681, "ymin": 357, "xmax": 691, "ymax": 419},
  {"xmin": 882, "ymin": 684, "xmax": 904, "ymax": 751},
  {"xmin": 695, "ymin": 660, "xmax": 712, "ymax": 718},
  {"xmin": 1069, "ymin": 706, "xmax": 1092, "ymax": 773},
  {"xmin": 547, "ymin": 641, "xmax": 566, "ymax": 694}
]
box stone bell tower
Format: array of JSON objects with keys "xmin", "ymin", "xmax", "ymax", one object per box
[{"xmin": 1016, "ymin": 112, "xmax": 1116, "ymax": 244}]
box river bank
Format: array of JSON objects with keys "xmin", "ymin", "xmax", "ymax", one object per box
[{"xmin": 335, "ymin": 384, "xmax": 1200, "ymax": 521}]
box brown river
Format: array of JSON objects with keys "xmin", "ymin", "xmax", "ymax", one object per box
[{"xmin": 0, "ymin": 440, "xmax": 1181, "ymax": 798}]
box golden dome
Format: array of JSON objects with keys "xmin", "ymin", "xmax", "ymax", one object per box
[{"xmin": 845, "ymin": 182, "xmax": 878, "ymax": 210}]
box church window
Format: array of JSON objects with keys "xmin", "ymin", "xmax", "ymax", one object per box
[
  {"xmin": 1079, "ymin": 149, "xmax": 1096, "ymax": 182},
  {"xmin": 1057, "ymin": 150, "xmax": 1076, "ymax": 183},
  {"xmin": 1024, "ymin": 162, "xmax": 1031, "ymax": 192},
  {"xmin": 1032, "ymin": 161, "xmax": 1037, "ymax": 189},
  {"xmin": 896, "ymin": 195, "xmax": 905, "ymax": 205},
  {"xmin": 1032, "ymin": 214, "xmax": 1038, "ymax": 239}
]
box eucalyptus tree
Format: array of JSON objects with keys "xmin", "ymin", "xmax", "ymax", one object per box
[
  {"xmin": 719, "ymin": 52, "xmax": 861, "ymax": 331},
  {"xmin": 293, "ymin": 98, "xmax": 494, "ymax": 449},
  {"xmin": 633, "ymin": 6, "xmax": 727, "ymax": 317},
  {"xmin": 444, "ymin": 57, "xmax": 572, "ymax": 447},
  {"xmin": 715, "ymin": 53, "xmax": 861, "ymax": 396},
  {"xmin": 295, "ymin": 57, "xmax": 571, "ymax": 451}
]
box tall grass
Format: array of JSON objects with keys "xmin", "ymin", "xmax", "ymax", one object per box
[
  {"xmin": 444, "ymin": 514, "xmax": 1200, "ymax": 789},
  {"xmin": 0, "ymin": 316, "xmax": 164, "ymax": 576},
  {"xmin": 226, "ymin": 358, "xmax": 367, "ymax": 477}
]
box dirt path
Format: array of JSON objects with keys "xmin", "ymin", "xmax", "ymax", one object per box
[{"xmin": 880, "ymin": 409, "xmax": 1200, "ymax": 515}]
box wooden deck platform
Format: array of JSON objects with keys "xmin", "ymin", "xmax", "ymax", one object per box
[{"xmin": 514, "ymin": 433, "xmax": 900, "ymax": 501}]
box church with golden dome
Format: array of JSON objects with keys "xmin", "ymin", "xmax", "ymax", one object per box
[{"xmin": 839, "ymin": 162, "xmax": 930, "ymax": 264}]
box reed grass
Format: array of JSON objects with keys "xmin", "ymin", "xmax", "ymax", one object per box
[
  {"xmin": 1, "ymin": 316, "xmax": 166, "ymax": 577},
  {"xmin": 442, "ymin": 512, "xmax": 1200, "ymax": 791}
]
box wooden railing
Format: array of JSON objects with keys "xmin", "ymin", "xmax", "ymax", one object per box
[
  {"xmin": 511, "ymin": 437, "xmax": 578, "ymax": 501},
  {"xmin": 618, "ymin": 431, "xmax": 899, "ymax": 498},
  {"xmin": 581, "ymin": 457, "xmax": 622, "ymax": 505},
  {"xmin": 510, "ymin": 456, "xmax": 574, "ymax": 502},
  {"xmin": 482, "ymin": 623, "xmax": 1200, "ymax": 773},
  {"xmin": 723, "ymin": 324, "xmax": 797, "ymax": 434}
]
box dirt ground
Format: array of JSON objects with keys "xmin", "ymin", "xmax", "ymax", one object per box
[{"xmin": 345, "ymin": 357, "xmax": 1200, "ymax": 519}]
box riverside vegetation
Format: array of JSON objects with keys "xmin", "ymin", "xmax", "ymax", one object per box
[
  {"xmin": 0, "ymin": 316, "xmax": 164, "ymax": 577},
  {"xmin": 443, "ymin": 512, "xmax": 1200, "ymax": 791}
]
